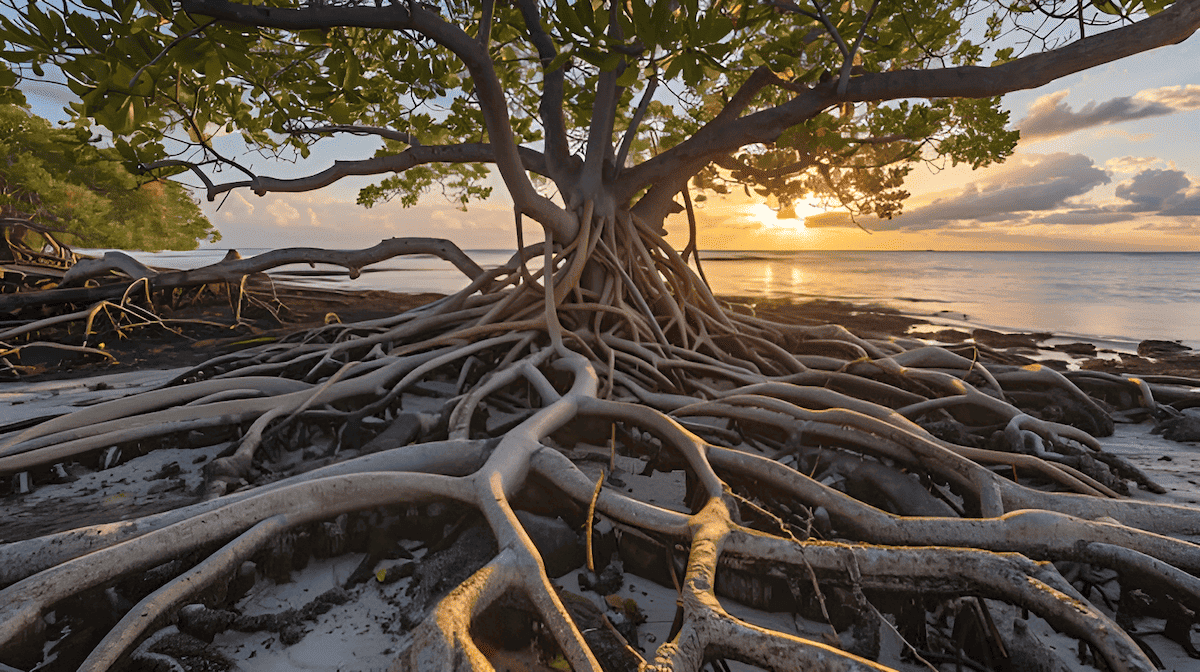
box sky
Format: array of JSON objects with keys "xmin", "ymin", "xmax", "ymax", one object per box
[{"xmin": 19, "ymin": 21, "xmax": 1200, "ymax": 253}]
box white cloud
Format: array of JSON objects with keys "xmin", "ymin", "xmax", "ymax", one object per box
[
  {"xmin": 430, "ymin": 209, "xmax": 465, "ymax": 230},
  {"xmin": 266, "ymin": 199, "xmax": 301, "ymax": 226},
  {"xmin": 1105, "ymin": 156, "xmax": 1163, "ymax": 174},
  {"xmin": 1137, "ymin": 84, "xmax": 1200, "ymax": 109},
  {"xmin": 1093, "ymin": 128, "xmax": 1154, "ymax": 142},
  {"xmin": 219, "ymin": 191, "xmax": 256, "ymax": 221}
]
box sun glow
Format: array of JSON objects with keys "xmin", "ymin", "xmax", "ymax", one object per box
[{"xmin": 745, "ymin": 202, "xmax": 821, "ymax": 246}]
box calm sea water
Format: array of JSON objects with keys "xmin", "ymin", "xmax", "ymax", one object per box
[{"xmin": 95, "ymin": 248, "xmax": 1200, "ymax": 349}]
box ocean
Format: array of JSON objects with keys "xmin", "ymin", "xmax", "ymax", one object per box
[{"xmin": 96, "ymin": 248, "xmax": 1200, "ymax": 350}]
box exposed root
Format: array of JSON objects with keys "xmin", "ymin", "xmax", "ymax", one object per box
[{"xmin": 3, "ymin": 216, "xmax": 1200, "ymax": 672}]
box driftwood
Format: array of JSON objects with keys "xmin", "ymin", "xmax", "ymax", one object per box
[{"xmin": 0, "ymin": 237, "xmax": 484, "ymax": 313}]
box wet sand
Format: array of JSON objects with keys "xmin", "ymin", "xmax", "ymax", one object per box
[
  {"xmin": 10, "ymin": 284, "xmax": 1200, "ymax": 382},
  {"xmin": 5, "ymin": 287, "xmax": 1200, "ymax": 671}
]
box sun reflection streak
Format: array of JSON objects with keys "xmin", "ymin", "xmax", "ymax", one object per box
[{"xmin": 791, "ymin": 266, "xmax": 805, "ymax": 293}]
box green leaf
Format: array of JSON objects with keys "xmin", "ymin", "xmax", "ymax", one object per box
[
  {"xmin": 1141, "ymin": 0, "xmax": 1170, "ymax": 14},
  {"xmin": 65, "ymin": 13, "xmax": 105, "ymax": 50},
  {"xmin": 203, "ymin": 53, "xmax": 223, "ymax": 82},
  {"xmin": 24, "ymin": 4, "xmax": 55, "ymax": 39},
  {"xmin": 629, "ymin": 0, "xmax": 653, "ymax": 44},
  {"xmin": 615, "ymin": 64, "xmax": 638, "ymax": 87},
  {"xmin": 144, "ymin": 0, "xmax": 174, "ymax": 18},
  {"xmin": 117, "ymin": 0, "xmax": 136, "ymax": 24},
  {"xmin": 547, "ymin": 47, "xmax": 573, "ymax": 72},
  {"xmin": 328, "ymin": 100, "xmax": 351, "ymax": 124},
  {"xmin": 572, "ymin": 0, "xmax": 596, "ymax": 35},
  {"xmin": 649, "ymin": 0, "xmax": 672, "ymax": 46}
]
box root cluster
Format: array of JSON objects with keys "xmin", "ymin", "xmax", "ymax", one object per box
[{"xmin": 3, "ymin": 205, "xmax": 1200, "ymax": 672}]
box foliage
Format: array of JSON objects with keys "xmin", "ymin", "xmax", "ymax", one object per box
[
  {"xmin": 0, "ymin": 99, "xmax": 219, "ymax": 250},
  {"xmin": 0, "ymin": 4, "xmax": 1198, "ymax": 672},
  {"xmin": 0, "ymin": 0, "xmax": 1154, "ymax": 233}
]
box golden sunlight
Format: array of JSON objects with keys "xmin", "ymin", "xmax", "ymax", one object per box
[{"xmin": 746, "ymin": 202, "xmax": 819, "ymax": 242}]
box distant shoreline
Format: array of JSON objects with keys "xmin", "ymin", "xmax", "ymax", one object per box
[{"xmin": 68, "ymin": 247, "xmax": 1200, "ymax": 349}]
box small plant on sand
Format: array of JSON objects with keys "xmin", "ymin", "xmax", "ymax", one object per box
[{"xmin": 3, "ymin": 1, "xmax": 1200, "ymax": 670}]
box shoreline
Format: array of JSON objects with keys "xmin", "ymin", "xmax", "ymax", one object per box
[
  {"xmin": 6, "ymin": 285, "xmax": 1200, "ymax": 383},
  {"xmin": 72, "ymin": 247, "xmax": 1200, "ymax": 351}
]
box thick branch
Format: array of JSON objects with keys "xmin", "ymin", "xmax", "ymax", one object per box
[
  {"xmin": 840, "ymin": 0, "xmax": 1200, "ymax": 101},
  {"xmin": 179, "ymin": 0, "xmax": 577, "ymax": 239},
  {"xmin": 837, "ymin": 0, "xmax": 882, "ymax": 98},
  {"xmin": 145, "ymin": 143, "xmax": 548, "ymax": 201},
  {"xmin": 614, "ymin": 75, "xmax": 657, "ymax": 174},
  {"xmin": 515, "ymin": 0, "xmax": 573, "ymax": 179},
  {"xmin": 580, "ymin": 6, "xmax": 624, "ymax": 191},
  {"xmin": 581, "ymin": 69, "xmax": 621, "ymax": 191},
  {"xmin": 625, "ymin": 0, "xmax": 1200, "ymax": 219}
]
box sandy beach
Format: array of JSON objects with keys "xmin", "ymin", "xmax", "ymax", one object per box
[{"xmin": 5, "ymin": 287, "xmax": 1200, "ymax": 672}]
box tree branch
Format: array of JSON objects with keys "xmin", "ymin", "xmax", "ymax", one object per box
[
  {"xmin": 580, "ymin": 3, "xmax": 624, "ymax": 191},
  {"xmin": 128, "ymin": 19, "xmax": 218, "ymax": 90},
  {"xmin": 179, "ymin": 0, "xmax": 577, "ymax": 240},
  {"xmin": 838, "ymin": 0, "xmax": 881, "ymax": 98},
  {"xmin": 479, "ymin": 0, "xmax": 496, "ymax": 47},
  {"xmin": 288, "ymin": 124, "xmax": 421, "ymax": 146},
  {"xmin": 144, "ymin": 143, "xmax": 548, "ymax": 201},
  {"xmin": 614, "ymin": 75, "xmax": 657, "ymax": 175},
  {"xmin": 625, "ymin": 0, "xmax": 1200, "ymax": 221},
  {"xmin": 713, "ymin": 154, "xmax": 820, "ymax": 181},
  {"xmin": 840, "ymin": 0, "xmax": 1200, "ymax": 101},
  {"xmin": 710, "ymin": 66, "xmax": 780, "ymax": 126},
  {"xmin": 514, "ymin": 0, "xmax": 573, "ymax": 181},
  {"xmin": 0, "ymin": 238, "xmax": 488, "ymax": 314}
]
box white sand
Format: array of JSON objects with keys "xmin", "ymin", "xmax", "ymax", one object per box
[{"xmin": 4, "ymin": 366, "xmax": 1200, "ymax": 671}]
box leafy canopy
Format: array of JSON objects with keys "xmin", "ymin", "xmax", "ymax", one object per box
[
  {"xmin": 0, "ymin": 72, "xmax": 218, "ymax": 250},
  {"xmin": 0, "ymin": 0, "xmax": 1187, "ymax": 238}
]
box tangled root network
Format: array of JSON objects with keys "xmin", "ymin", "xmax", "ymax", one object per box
[{"xmin": 3, "ymin": 205, "xmax": 1200, "ymax": 672}]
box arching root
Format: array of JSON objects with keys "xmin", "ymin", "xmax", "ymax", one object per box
[{"xmin": 3, "ymin": 220, "xmax": 1200, "ymax": 672}]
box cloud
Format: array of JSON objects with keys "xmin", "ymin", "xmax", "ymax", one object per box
[
  {"xmin": 885, "ymin": 153, "xmax": 1110, "ymax": 230},
  {"xmin": 1015, "ymin": 85, "xmax": 1200, "ymax": 141},
  {"xmin": 430, "ymin": 209, "xmax": 466, "ymax": 230},
  {"xmin": 1109, "ymin": 167, "xmax": 1200, "ymax": 217},
  {"xmin": 1136, "ymin": 221, "xmax": 1200, "ymax": 232},
  {"xmin": 1162, "ymin": 195, "xmax": 1200, "ymax": 217},
  {"xmin": 797, "ymin": 153, "xmax": 1115, "ymax": 231},
  {"xmin": 266, "ymin": 199, "xmax": 301, "ymax": 226},
  {"xmin": 1093, "ymin": 128, "xmax": 1154, "ymax": 142},
  {"xmin": 1025, "ymin": 209, "xmax": 1135, "ymax": 226},
  {"xmin": 1139, "ymin": 85, "xmax": 1200, "ymax": 109},
  {"xmin": 219, "ymin": 192, "xmax": 256, "ymax": 221},
  {"xmin": 803, "ymin": 211, "xmax": 856, "ymax": 228},
  {"xmin": 307, "ymin": 207, "xmax": 322, "ymax": 228},
  {"xmin": 1114, "ymin": 169, "xmax": 1191, "ymax": 212},
  {"xmin": 1105, "ymin": 156, "xmax": 1164, "ymax": 174}
]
